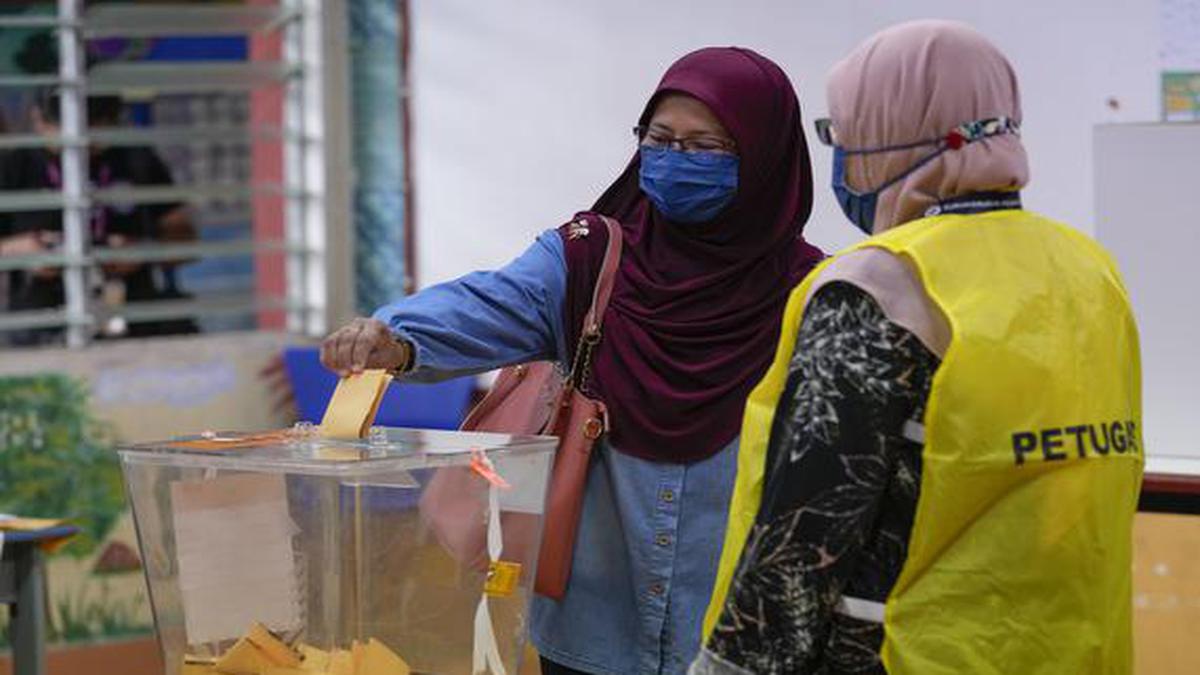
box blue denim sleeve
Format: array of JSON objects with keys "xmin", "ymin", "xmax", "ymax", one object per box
[{"xmin": 371, "ymin": 229, "xmax": 567, "ymax": 382}]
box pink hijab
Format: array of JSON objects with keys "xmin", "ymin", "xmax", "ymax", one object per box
[{"xmin": 827, "ymin": 20, "xmax": 1030, "ymax": 232}]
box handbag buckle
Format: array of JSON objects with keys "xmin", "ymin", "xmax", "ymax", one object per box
[{"xmin": 583, "ymin": 417, "xmax": 604, "ymax": 440}]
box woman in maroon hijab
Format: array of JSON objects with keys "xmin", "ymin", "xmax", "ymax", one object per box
[{"xmin": 323, "ymin": 47, "xmax": 822, "ymax": 674}]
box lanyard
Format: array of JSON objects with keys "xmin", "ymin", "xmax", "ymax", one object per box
[{"xmin": 925, "ymin": 191, "xmax": 1023, "ymax": 217}]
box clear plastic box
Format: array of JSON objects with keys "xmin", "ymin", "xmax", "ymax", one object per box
[{"xmin": 119, "ymin": 426, "xmax": 557, "ymax": 675}]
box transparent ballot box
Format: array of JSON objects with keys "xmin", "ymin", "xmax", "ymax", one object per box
[{"xmin": 119, "ymin": 426, "xmax": 557, "ymax": 675}]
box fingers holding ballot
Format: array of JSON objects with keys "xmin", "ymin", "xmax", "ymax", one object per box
[{"xmin": 320, "ymin": 318, "xmax": 411, "ymax": 377}]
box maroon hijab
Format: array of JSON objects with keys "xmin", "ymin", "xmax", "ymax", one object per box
[{"xmin": 562, "ymin": 47, "xmax": 823, "ymax": 463}]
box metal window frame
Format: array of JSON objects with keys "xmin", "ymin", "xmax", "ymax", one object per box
[
  {"xmin": 56, "ymin": 0, "xmax": 89, "ymax": 347},
  {"xmin": 1, "ymin": 0, "xmax": 341, "ymax": 345}
]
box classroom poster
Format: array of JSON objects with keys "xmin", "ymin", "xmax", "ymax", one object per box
[{"xmin": 1162, "ymin": 72, "xmax": 1200, "ymax": 121}]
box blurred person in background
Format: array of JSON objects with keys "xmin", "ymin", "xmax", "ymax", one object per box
[{"xmin": 0, "ymin": 90, "xmax": 198, "ymax": 345}]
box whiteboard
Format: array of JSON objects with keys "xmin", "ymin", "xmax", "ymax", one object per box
[{"xmin": 1094, "ymin": 123, "xmax": 1200, "ymax": 463}]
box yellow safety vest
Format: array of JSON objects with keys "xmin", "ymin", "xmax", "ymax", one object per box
[{"xmin": 704, "ymin": 209, "xmax": 1143, "ymax": 674}]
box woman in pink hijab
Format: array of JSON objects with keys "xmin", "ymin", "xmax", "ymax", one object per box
[{"xmin": 694, "ymin": 20, "xmax": 1141, "ymax": 675}]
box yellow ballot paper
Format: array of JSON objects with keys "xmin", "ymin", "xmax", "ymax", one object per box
[
  {"xmin": 297, "ymin": 643, "xmax": 331, "ymax": 672},
  {"xmin": 359, "ymin": 638, "xmax": 411, "ymax": 675},
  {"xmin": 319, "ymin": 370, "xmax": 393, "ymax": 440},
  {"xmin": 328, "ymin": 649, "xmax": 355, "ymax": 675},
  {"xmin": 194, "ymin": 634, "xmax": 410, "ymax": 675},
  {"xmin": 245, "ymin": 622, "xmax": 302, "ymax": 668},
  {"xmin": 213, "ymin": 636, "xmax": 274, "ymax": 675},
  {"xmin": 214, "ymin": 622, "xmax": 300, "ymax": 674}
]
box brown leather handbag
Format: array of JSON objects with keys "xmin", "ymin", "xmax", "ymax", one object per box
[{"xmin": 442, "ymin": 215, "xmax": 622, "ymax": 599}]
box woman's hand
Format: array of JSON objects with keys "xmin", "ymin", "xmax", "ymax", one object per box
[
  {"xmin": 1, "ymin": 231, "xmax": 47, "ymax": 256},
  {"xmin": 1, "ymin": 231, "xmax": 61, "ymax": 279},
  {"xmin": 320, "ymin": 317, "xmax": 411, "ymax": 376}
]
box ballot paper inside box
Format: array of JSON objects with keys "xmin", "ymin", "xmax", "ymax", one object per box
[{"xmin": 118, "ymin": 426, "xmax": 557, "ymax": 675}]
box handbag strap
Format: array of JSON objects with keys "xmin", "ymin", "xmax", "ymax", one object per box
[
  {"xmin": 581, "ymin": 215, "xmax": 624, "ymax": 337},
  {"xmin": 568, "ymin": 215, "xmax": 623, "ymax": 389}
]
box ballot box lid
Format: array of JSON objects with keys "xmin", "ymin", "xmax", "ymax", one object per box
[{"xmin": 118, "ymin": 426, "xmax": 558, "ymax": 477}]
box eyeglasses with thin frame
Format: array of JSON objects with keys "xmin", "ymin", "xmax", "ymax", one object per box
[
  {"xmin": 813, "ymin": 118, "xmax": 836, "ymax": 146},
  {"xmin": 633, "ymin": 125, "xmax": 737, "ymax": 155}
]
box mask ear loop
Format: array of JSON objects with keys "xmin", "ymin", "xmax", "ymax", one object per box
[
  {"xmin": 841, "ymin": 116, "xmax": 1021, "ymax": 155},
  {"xmin": 841, "ymin": 116, "xmax": 1021, "ymax": 195},
  {"xmin": 837, "ymin": 143, "xmax": 948, "ymax": 200}
]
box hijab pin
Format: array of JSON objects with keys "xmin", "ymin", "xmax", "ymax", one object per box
[
  {"xmin": 568, "ymin": 218, "xmax": 591, "ymax": 240},
  {"xmin": 945, "ymin": 130, "xmax": 967, "ymax": 150}
]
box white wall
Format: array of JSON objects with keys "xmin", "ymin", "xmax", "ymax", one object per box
[{"xmin": 409, "ymin": 0, "xmax": 1160, "ymax": 285}]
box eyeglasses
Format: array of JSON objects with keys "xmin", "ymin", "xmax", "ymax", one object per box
[
  {"xmin": 813, "ymin": 118, "xmax": 836, "ymax": 146},
  {"xmin": 633, "ymin": 125, "xmax": 737, "ymax": 155}
]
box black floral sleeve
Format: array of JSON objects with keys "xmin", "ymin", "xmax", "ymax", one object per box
[{"xmin": 693, "ymin": 282, "xmax": 939, "ymax": 675}]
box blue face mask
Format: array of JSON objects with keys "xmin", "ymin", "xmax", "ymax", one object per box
[
  {"xmin": 639, "ymin": 146, "xmax": 739, "ymax": 224},
  {"xmin": 831, "ymin": 147, "xmax": 879, "ymax": 236},
  {"xmin": 831, "ymin": 145, "xmax": 951, "ymax": 236}
]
